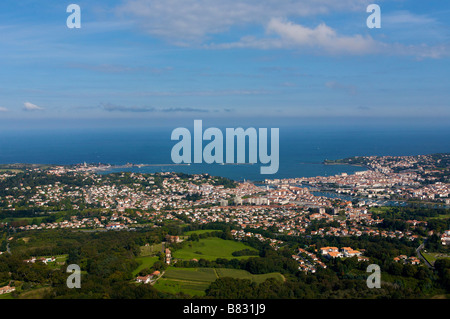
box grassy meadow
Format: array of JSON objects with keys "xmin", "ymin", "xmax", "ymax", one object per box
[
  {"xmin": 172, "ymin": 237, "xmax": 258, "ymax": 261},
  {"xmin": 154, "ymin": 267, "xmax": 284, "ymax": 296}
]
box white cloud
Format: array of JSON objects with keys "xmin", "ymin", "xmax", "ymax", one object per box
[
  {"xmin": 267, "ymin": 18, "xmax": 379, "ymax": 54},
  {"xmin": 116, "ymin": 0, "xmax": 372, "ymax": 43},
  {"xmin": 0, "ymin": 106, "xmax": 8, "ymax": 112},
  {"xmin": 23, "ymin": 102, "xmax": 44, "ymax": 111},
  {"xmin": 211, "ymin": 18, "xmax": 449, "ymax": 58},
  {"xmin": 114, "ymin": 1, "xmax": 449, "ymax": 58},
  {"xmin": 212, "ymin": 18, "xmax": 380, "ymax": 55}
]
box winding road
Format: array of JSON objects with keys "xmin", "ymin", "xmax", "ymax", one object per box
[{"xmin": 416, "ymin": 240, "xmax": 433, "ymax": 269}]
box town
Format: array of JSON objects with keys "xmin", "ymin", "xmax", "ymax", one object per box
[{"xmin": 0, "ymin": 153, "xmax": 449, "ymax": 299}]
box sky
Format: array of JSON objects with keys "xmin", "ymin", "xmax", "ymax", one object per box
[{"xmin": 0, "ymin": 0, "xmax": 449, "ymax": 128}]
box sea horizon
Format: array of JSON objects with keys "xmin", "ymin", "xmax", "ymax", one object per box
[{"xmin": 1, "ymin": 122, "xmax": 448, "ymax": 181}]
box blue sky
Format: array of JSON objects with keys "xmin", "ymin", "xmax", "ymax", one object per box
[{"xmin": 0, "ymin": 0, "xmax": 449, "ymax": 127}]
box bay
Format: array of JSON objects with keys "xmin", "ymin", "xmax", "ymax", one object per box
[{"xmin": 0, "ymin": 124, "xmax": 448, "ymax": 181}]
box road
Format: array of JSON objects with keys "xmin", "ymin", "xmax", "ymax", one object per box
[
  {"xmin": 416, "ymin": 241, "xmax": 433, "ymax": 269},
  {"xmin": 150, "ymin": 270, "xmax": 165, "ymax": 286}
]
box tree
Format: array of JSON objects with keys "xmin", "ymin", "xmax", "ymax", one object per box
[
  {"xmin": 388, "ymin": 262, "xmax": 403, "ymax": 276},
  {"xmin": 434, "ymin": 258, "xmax": 450, "ymax": 291},
  {"xmin": 189, "ymin": 233, "xmax": 200, "ymax": 242},
  {"xmin": 402, "ymin": 264, "xmax": 417, "ymax": 277},
  {"xmin": 206, "ymin": 278, "xmax": 255, "ymax": 298}
]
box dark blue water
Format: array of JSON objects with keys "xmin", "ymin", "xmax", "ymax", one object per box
[{"xmin": 0, "ymin": 124, "xmax": 448, "ymax": 181}]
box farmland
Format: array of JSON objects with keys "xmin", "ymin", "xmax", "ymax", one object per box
[
  {"xmin": 172, "ymin": 237, "xmax": 258, "ymax": 261},
  {"xmin": 421, "ymin": 252, "xmax": 450, "ymax": 266},
  {"xmin": 132, "ymin": 243, "xmax": 165, "ymax": 276},
  {"xmin": 215, "ymin": 268, "xmax": 285, "ymax": 284},
  {"xmin": 154, "ymin": 267, "xmax": 284, "ymax": 296},
  {"xmin": 184, "ymin": 229, "xmax": 222, "ymax": 236},
  {"xmin": 132, "ymin": 256, "xmax": 159, "ymax": 276},
  {"xmin": 139, "ymin": 243, "xmax": 163, "ymax": 257}
]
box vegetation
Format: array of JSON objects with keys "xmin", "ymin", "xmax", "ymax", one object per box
[
  {"xmin": 0, "ymin": 168, "xmax": 449, "ymax": 299},
  {"xmin": 155, "ymin": 267, "xmax": 283, "ymax": 296},
  {"xmin": 172, "ymin": 237, "xmax": 258, "ymax": 261}
]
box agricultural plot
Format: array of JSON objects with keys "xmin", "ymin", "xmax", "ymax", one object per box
[
  {"xmin": 154, "ymin": 267, "xmax": 283, "ymax": 296},
  {"xmin": 421, "ymin": 252, "xmax": 450, "ymax": 266},
  {"xmin": 184, "ymin": 229, "xmax": 222, "ymax": 236},
  {"xmin": 0, "ymin": 293, "xmax": 14, "ymax": 299},
  {"xmin": 164, "ymin": 267, "xmax": 218, "ymax": 282},
  {"xmin": 132, "ymin": 256, "xmax": 159, "ymax": 276},
  {"xmin": 140, "ymin": 243, "xmax": 163, "ymax": 256},
  {"xmin": 172, "ymin": 237, "xmax": 258, "ymax": 261},
  {"xmin": 154, "ymin": 268, "xmax": 216, "ymax": 296},
  {"xmin": 216, "ymin": 268, "xmax": 285, "ymax": 284},
  {"xmin": 154, "ymin": 278, "xmax": 211, "ymax": 296}
]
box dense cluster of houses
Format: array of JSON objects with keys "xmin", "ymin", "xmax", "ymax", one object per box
[
  {"xmin": 175, "ymin": 199, "xmax": 419, "ymax": 245},
  {"xmin": 291, "ymin": 246, "xmax": 369, "ymax": 273},
  {"xmin": 393, "ymin": 255, "xmax": 421, "ymax": 265},
  {"xmin": 2, "ymin": 165, "xmax": 442, "ymax": 252},
  {"xmin": 292, "ymin": 248, "xmax": 327, "ymax": 273},
  {"xmin": 2, "ymin": 163, "xmax": 445, "ymax": 280},
  {"xmin": 231, "ymin": 229, "xmax": 284, "ymax": 250},
  {"xmin": 320, "ymin": 246, "xmax": 366, "ymax": 259},
  {"xmin": 266, "ymin": 154, "xmax": 449, "ymax": 203},
  {"xmin": 13, "ymin": 214, "xmax": 134, "ymax": 232}
]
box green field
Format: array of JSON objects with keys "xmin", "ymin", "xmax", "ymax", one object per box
[
  {"xmin": 184, "ymin": 229, "xmax": 222, "ymax": 235},
  {"xmin": 132, "ymin": 256, "xmax": 159, "ymax": 276},
  {"xmin": 421, "ymin": 252, "xmax": 437, "ymax": 265},
  {"xmin": 17, "ymin": 287, "xmax": 51, "ymax": 299},
  {"xmin": 154, "ymin": 278, "xmax": 211, "ymax": 296},
  {"xmin": 165, "ymin": 267, "xmax": 218, "ymax": 281},
  {"xmin": 154, "ymin": 267, "xmax": 284, "ymax": 296},
  {"xmin": 154, "ymin": 268, "xmax": 215, "ymax": 296},
  {"xmin": 428, "ymin": 214, "xmax": 450, "ymax": 220},
  {"xmin": 216, "ymin": 268, "xmax": 285, "ymax": 284},
  {"xmin": 140, "ymin": 243, "xmax": 163, "ymax": 257},
  {"xmin": 0, "ymin": 293, "xmax": 14, "ymax": 299},
  {"xmin": 0, "ymin": 285, "xmax": 53, "ymax": 299},
  {"xmin": 48, "ymin": 254, "xmax": 68, "ymax": 269},
  {"xmin": 421, "ymin": 252, "xmax": 450, "ymax": 266},
  {"xmin": 133, "ymin": 243, "xmax": 164, "ymax": 276},
  {"xmin": 173, "ymin": 237, "xmax": 258, "ymax": 261}
]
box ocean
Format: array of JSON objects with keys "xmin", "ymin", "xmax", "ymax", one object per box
[{"xmin": 0, "ymin": 123, "xmax": 448, "ymax": 181}]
